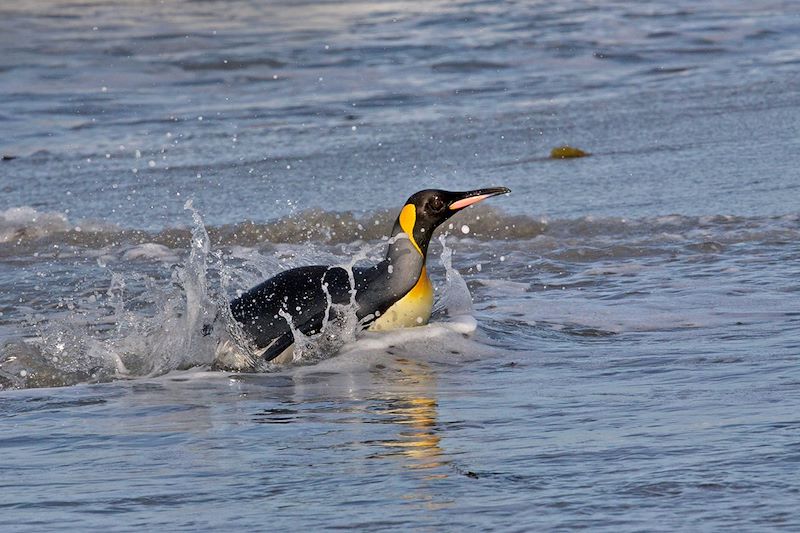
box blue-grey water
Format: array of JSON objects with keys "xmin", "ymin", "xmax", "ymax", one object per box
[{"xmin": 2, "ymin": 0, "xmax": 800, "ymax": 530}]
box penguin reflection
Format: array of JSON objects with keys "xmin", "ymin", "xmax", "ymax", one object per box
[{"xmin": 370, "ymin": 358, "xmax": 445, "ymax": 473}]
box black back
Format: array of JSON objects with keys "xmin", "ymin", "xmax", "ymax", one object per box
[{"xmin": 230, "ymin": 263, "xmax": 393, "ymax": 361}]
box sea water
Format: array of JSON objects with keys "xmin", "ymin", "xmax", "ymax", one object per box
[{"xmin": 1, "ymin": 0, "xmax": 799, "ymax": 530}]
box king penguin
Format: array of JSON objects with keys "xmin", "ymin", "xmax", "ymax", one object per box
[{"xmin": 217, "ymin": 187, "xmax": 510, "ymax": 367}]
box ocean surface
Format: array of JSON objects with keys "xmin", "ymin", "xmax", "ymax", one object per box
[{"xmin": 2, "ymin": 0, "xmax": 799, "ymax": 530}]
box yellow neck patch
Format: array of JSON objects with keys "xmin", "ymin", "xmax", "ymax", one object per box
[
  {"xmin": 399, "ymin": 204, "xmax": 423, "ymax": 255},
  {"xmin": 369, "ymin": 266, "xmax": 434, "ymax": 331},
  {"xmin": 407, "ymin": 266, "xmax": 432, "ymax": 300}
]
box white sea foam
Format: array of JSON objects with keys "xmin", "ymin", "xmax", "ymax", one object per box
[
  {"xmin": 293, "ymin": 314, "xmax": 484, "ymax": 379},
  {"xmin": 121, "ymin": 243, "xmax": 179, "ymax": 262},
  {"xmin": 0, "ymin": 207, "xmax": 69, "ymax": 243},
  {"xmin": 0, "ymin": 206, "xmax": 114, "ymax": 244}
]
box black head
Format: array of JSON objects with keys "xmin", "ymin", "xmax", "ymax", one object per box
[{"xmin": 394, "ymin": 187, "xmax": 511, "ymax": 256}]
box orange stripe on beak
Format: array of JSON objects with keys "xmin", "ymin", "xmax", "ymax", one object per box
[{"xmin": 449, "ymin": 194, "xmax": 491, "ymax": 210}]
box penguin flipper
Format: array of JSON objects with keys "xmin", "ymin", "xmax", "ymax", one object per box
[{"xmin": 262, "ymin": 304, "xmax": 349, "ymax": 362}]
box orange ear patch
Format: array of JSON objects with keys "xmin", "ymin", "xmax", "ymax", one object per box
[{"xmin": 399, "ymin": 204, "xmax": 422, "ymax": 255}]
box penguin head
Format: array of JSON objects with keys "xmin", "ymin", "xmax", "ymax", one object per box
[{"xmin": 394, "ymin": 187, "xmax": 510, "ymax": 256}]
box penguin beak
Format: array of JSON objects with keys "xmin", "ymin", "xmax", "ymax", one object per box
[{"xmin": 448, "ymin": 187, "xmax": 511, "ymax": 211}]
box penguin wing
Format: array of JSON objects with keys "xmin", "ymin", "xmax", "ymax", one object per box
[{"xmin": 230, "ymin": 265, "xmax": 375, "ymax": 361}]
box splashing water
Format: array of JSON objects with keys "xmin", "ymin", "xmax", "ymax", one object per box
[
  {"xmin": 0, "ymin": 208, "xmax": 477, "ymax": 388},
  {"xmin": 277, "ymin": 237, "xmax": 398, "ymax": 366},
  {"xmin": 84, "ymin": 200, "xmax": 220, "ymax": 376},
  {"xmin": 1, "ymin": 202, "xmax": 224, "ymax": 388},
  {"xmin": 434, "ymin": 234, "xmax": 473, "ymax": 317},
  {"xmin": 282, "ymin": 233, "xmax": 477, "ymax": 367}
]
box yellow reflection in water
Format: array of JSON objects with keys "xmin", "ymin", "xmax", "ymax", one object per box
[{"xmin": 373, "ymin": 358, "xmax": 446, "ymax": 474}]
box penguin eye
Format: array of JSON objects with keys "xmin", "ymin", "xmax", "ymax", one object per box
[{"xmin": 429, "ymin": 196, "xmax": 445, "ymax": 213}]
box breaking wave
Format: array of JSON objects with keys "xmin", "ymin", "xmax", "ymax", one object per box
[{"xmin": 2, "ymin": 205, "xmax": 798, "ymax": 252}]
